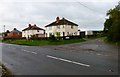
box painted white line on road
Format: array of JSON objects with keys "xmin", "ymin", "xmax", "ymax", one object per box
[
  {"xmin": 31, "ymin": 52, "xmax": 37, "ymax": 54},
  {"xmin": 59, "ymin": 58, "xmax": 72, "ymax": 63},
  {"xmin": 47, "ymin": 55, "xmax": 58, "ymax": 59},
  {"xmin": 21, "ymin": 49, "xmax": 37, "ymax": 54},
  {"xmin": 22, "ymin": 49, "xmax": 30, "ymax": 52},
  {"xmin": 46, "ymin": 55, "xmax": 90, "ymax": 67}
]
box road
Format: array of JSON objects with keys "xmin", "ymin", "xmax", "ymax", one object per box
[{"xmin": 1, "ymin": 39, "xmax": 119, "ymax": 75}]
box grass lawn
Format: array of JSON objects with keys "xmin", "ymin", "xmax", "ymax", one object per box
[
  {"xmin": 3, "ymin": 39, "xmax": 85, "ymax": 46},
  {"xmin": 0, "ymin": 40, "xmax": 2, "ymax": 42}
]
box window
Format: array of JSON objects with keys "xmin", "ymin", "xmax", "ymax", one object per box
[
  {"xmin": 37, "ymin": 30, "xmax": 39, "ymax": 32},
  {"xmin": 67, "ymin": 32, "xmax": 69, "ymax": 35},
  {"xmin": 63, "ymin": 25, "xmax": 64, "ymax": 28},
  {"xmin": 56, "ymin": 32, "xmax": 60, "ymax": 37},
  {"xmin": 57, "ymin": 25, "xmax": 60, "ymax": 29},
  {"xmin": 49, "ymin": 26, "xmax": 52, "ymax": 30},
  {"xmin": 71, "ymin": 25, "xmax": 73, "ymax": 29},
  {"xmin": 74, "ymin": 32, "xmax": 77, "ymax": 35},
  {"xmin": 71, "ymin": 33, "xmax": 73, "ymax": 35},
  {"xmin": 49, "ymin": 33, "xmax": 52, "ymax": 36},
  {"xmin": 63, "ymin": 32, "xmax": 65, "ymax": 36}
]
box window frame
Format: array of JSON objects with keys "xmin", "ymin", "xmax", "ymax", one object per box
[{"xmin": 57, "ymin": 25, "xmax": 60, "ymax": 29}]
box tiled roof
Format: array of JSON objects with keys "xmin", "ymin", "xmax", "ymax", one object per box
[
  {"xmin": 22, "ymin": 24, "xmax": 44, "ymax": 31},
  {"xmin": 45, "ymin": 17, "xmax": 78, "ymax": 27},
  {"xmin": 11, "ymin": 28, "xmax": 21, "ymax": 33}
]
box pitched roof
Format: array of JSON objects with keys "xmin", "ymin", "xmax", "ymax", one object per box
[
  {"xmin": 11, "ymin": 28, "xmax": 21, "ymax": 33},
  {"xmin": 22, "ymin": 24, "xmax": 45, "ymax": 31},
  {"xmin": 45, "ymin": 17, "xmax": 78, "ymax": 27}
]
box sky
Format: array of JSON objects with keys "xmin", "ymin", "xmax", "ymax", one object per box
[{"xmin": 0, "ymin": 0, "xmax": 119, "ymax": 32}]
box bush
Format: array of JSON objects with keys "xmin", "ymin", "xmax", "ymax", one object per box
[
  {"xmin": 1, "ymin": 64, "xmax": 14, "ymax": 77},
  {"xmin": 49, "ymin": 35, "xmax": 56, "ymax": 41}
]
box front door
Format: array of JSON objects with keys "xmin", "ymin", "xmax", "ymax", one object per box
[{"xmin": 63, "ymin": 32, "xmax": 65, "ymax": 36}]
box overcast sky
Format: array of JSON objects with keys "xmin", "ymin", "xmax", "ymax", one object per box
[{"xmin": 0, "ymin": 0, "xmax": 119, "ymax": 32}]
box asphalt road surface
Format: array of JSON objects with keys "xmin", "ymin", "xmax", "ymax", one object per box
[{"xmin": 1, "ymin": 39, "xmax": 119, "ymax": 75}]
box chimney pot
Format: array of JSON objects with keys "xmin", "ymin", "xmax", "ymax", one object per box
[
  {"xmin": 56, "ymin": 17, "xmax": 60, "ymax": 23},
  {"xmin": 29, "ymin": 24, "xmax": 31, "ymax": 27},
  {"xmin": 14, "ymin": 28, "xmax": 16, "ymax": 30},
  {"xmin": 34, "ymin": 24, "xmax": 36, "ymax": 26}
]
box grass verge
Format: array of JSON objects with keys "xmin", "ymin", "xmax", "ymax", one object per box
[
  {"xmin": 3, "ymin": 39, "xmax": 85, "ymax": 46},
  {"xmin": 104, "ymin": 37, "xmax": 120, "ymax": 46},
  {"xmin": 0, "ymin": 40, "xmax": 2, "ymax": 42}
]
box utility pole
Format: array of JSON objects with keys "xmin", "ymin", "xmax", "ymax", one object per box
[
  {"xmin": 3, "ymin": 25, "xmax": 5, "ymax": 33},
  {"xmin": 2, "ymin": 25, "xmax": 5, "ymax": 39}
]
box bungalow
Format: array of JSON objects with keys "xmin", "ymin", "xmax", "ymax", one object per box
[
  {"xmin": 7, "ymin": 28, "xmax": 22, "ymax": 38},
  {"xmin": 2, "ymin": 30, "xmax": 10, "ymax": 38},
  {"xmin": 45, "ymin": 17, "xmax": 79, "ymax": 37},
  {"xmin": 22, "ymin": 24, "xmax": 45, "ymax": 38}
]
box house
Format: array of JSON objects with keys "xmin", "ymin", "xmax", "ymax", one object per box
[
  {"xmin": 85, "ymin": 31, "xmax": 93, "ymax": 36},
  {"xmin": 22, "ymin": 24, "xmax": 45, "ymax": 38},
  {"xmin": 7, "ymin": 28, "xmax": 22, "ymax": 38},
  {"xmin": 0, "ymin": 33, "xmax": 3, "ymax": 40},
  {"xmin": 45, "ymin": 17, "xmax": 79, "ymax": 37},
  {"xmin": 85, "ymin": 30, "xmax": 103, "ymax": 38},
  {"xmin": 2, "ymin": 30, "xmax": 10, "ymax": 38}
]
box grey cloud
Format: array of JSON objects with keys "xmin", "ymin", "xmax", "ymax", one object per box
[{"xmin": 0, "ymin": 1, "xmax": 119, "ymax": 32}]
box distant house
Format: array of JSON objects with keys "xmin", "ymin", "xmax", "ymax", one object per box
[
  {"xmin": 45, "ymin": 17, "xmax": 79, "ymax": 37},
  {"xmin": 7, "ymin": 28, "xmax": 22, "ymax": 38},
  {"xmin": 22, "ymin": 24, "xmax": 45, "ymax": 38},
  {"xmin": 0, "ymin": 33, "xmax": 3, "ymax": 40},
  {"xmin": 85, "ymin": 31, "xmax": 93, "ymax": 36},
  {"xmin": 2, "ymin": 30, "xmax": 10, "ymax": 38}
]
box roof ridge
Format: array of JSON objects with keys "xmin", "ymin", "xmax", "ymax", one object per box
[
  {"xmin": 45, "ymin": 17, "xmax": 78, "ymax": 27},
  {"xmin": 22, "ymin": 24, "xmax": 44, "ymax": 31}
]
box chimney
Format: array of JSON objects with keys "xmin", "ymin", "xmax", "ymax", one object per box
[
  {"xmin": 34, "ymin": 24, "xmax": 36, "ymax": 26},
  {"xmin": 28, "ymin": 24, "xmax": 31, "ymax": 27},
  {"xmin": 56, "ymin": 17, "xmax": 60, "ymax": 23},
  {"xmin": 6, "ymin": 30, "xmax": 10, "ymax": 33},
  {"xmin": 14, "ymin": 28, "xmax": 17, "ymax": 30}
]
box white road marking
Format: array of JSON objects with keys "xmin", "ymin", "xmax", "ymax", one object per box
[
  {"xmin": 22, "ymin": 49, "xmax": 30, "ymax": 52},
  {"xmin": 31, "ymin": 52, "xmax": 37, "ymax": 54},
  {"xmin": 46, "ymin": 55, "xmax": 90, "ymax": 67},
  {"xmin": 59, "ymin": 58, "xmax": 72, "ymax": 63},
  {"xmin": 21, "ymin": 49, "xmax": 37, "ymax": 54}
]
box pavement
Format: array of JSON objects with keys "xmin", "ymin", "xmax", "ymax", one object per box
[{"xmin": 0, "ymin": 39, "xmax": 119, "ymax": 75}]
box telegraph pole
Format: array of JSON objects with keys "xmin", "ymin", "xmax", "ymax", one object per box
[
  {"xmin": 3, "ymin": 25, "xmax": 5, "ymax": 33},
  {"xmin": 2, "ymin": 25, "xmax": 5, "ymax": 39}
]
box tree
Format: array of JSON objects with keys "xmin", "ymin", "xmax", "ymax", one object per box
[{"xmin": 104, "ymin": 2, "xmax": 120, "ymax": 42}]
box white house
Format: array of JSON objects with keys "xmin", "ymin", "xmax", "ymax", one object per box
[
  {"xmin": 45, "ymin": 17, "xmax": 79, "ymax": 37},
  {"xmin": 85, "ymin": 31, "xmax": 93, "ymax": 36},
  {"xmin": 22, "ymin": 24, "xmax": 45, "ymax": 38}
]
